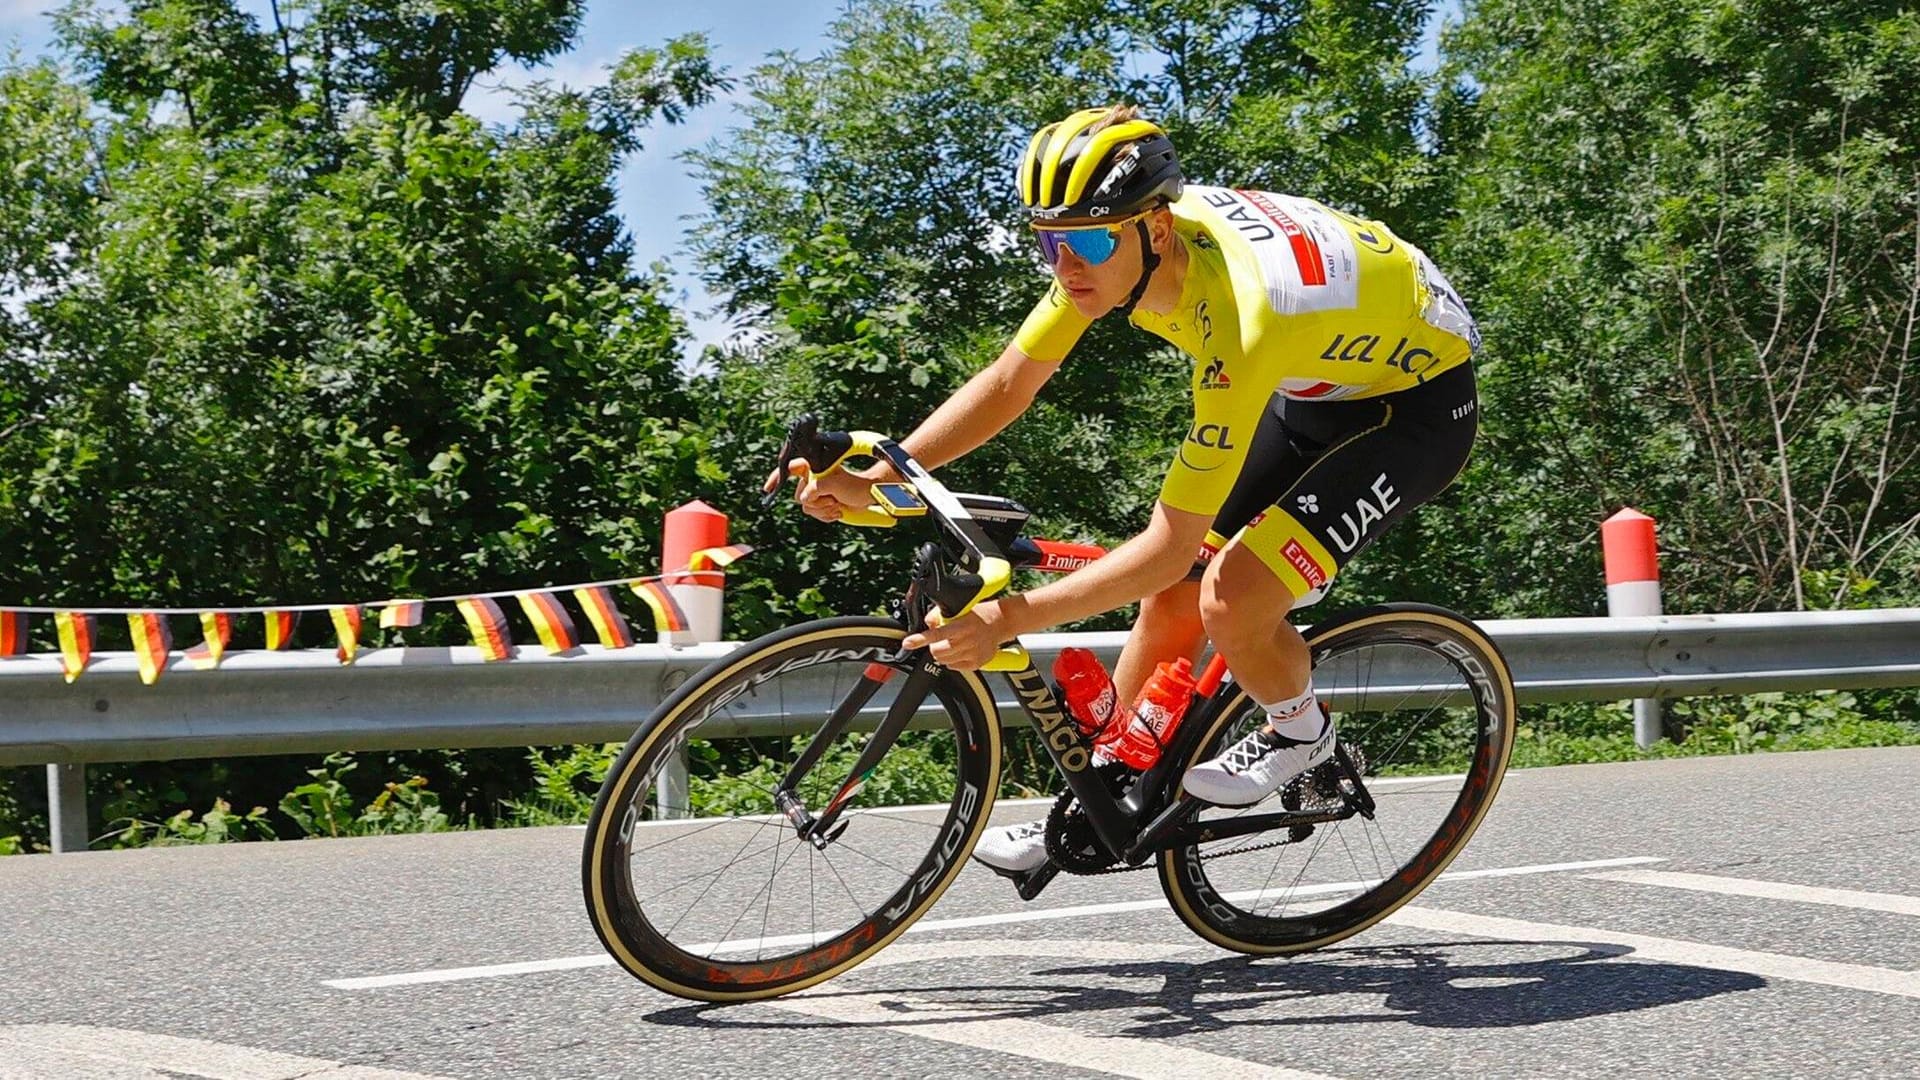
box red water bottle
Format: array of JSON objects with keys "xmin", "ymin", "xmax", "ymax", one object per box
[
  {"xmin": 1053, "ymin": 647, "xmax": 1118, "ymax": 737},
  {"xmin": 1105, "ymin": 658, "xmax": 1199, "ymax": 770}
]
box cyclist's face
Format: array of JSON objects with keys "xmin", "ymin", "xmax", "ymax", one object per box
[{"xmin": 1045, "ymin": 211, "xmax": 1168, "ymax": 318}]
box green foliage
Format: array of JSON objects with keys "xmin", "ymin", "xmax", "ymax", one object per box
[
  {"xmin": 1428, "ymin": 0, "xmax": 1920, "ymax": 617},
  {"xmin": 501, "ymin": 743, "xmax": 620, "ymax": 827},
  {"xmin": 278, "ymin": 753, "xmax": 451, "ymax": 837},
  {"xmin": 1507, "ymin": 690, "xmax": 1920, "ymax": 767},
  {"xmin": 0, "ymin": 2, "xmax": 730, "ymax": 847},
  {"xmin": 0, "ymin": 835, "xmax": 24, "ymax": 856},
  {"xmin": 2, "ymin": 0, "xmax": 1918, "ymax": 846},
  {"xmin": 97, "ymin": 798, "xmax": 277, "ymax": 848},
  {"xmin": 685, "ymin": 0, "xmax": 1448, "ymax": 634},
  {"xmin": 686, "ymin": 733, "xmax": 958, "ymax": 817}
]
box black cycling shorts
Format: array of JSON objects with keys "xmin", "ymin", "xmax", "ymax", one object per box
[{"xmin": 1187, "ymin": 361, "xmax": 1478, "ymax": 597}]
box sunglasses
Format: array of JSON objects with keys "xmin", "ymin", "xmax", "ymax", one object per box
[{"xmin": 1033, "ymin": 209, "xmax": 1153, "ymax": 267}]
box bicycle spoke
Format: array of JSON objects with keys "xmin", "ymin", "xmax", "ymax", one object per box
[
  {"xmin": 600, "ymin": 625, "xmax": 993, "ymax": 988},
  {"xmin": 1181, "ymin": 618, "xmax": 1507, "ymax": 939}
]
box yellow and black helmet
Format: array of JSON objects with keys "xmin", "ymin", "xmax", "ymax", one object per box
[{"xmin": 1018, "ymin": 107, "xmax": 1185, "ymax": 224}]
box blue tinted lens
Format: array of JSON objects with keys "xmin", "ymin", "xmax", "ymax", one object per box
[{"xmin": 1037, "ymin": 226, "xmax": 1120, "ymax": 266}]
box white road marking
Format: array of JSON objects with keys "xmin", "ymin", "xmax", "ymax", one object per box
[
  {"xmin": 770, "ymin": 939, "xmax": 1338, "ymax": 1080},
  {"xmin": 1387, "ymin": 907, "xmax": 1920, "ymax": 1000},
  {"xmin": 0, "ymin": 1025, "xmax": 450, "ymax": 1080},
  {"xmin": 1584, "ymin": 869, "xmax": 1920, "ymax": 917},
  {"xmin": 324, "ymin": 855, "xmax": 1662, "ymax": 989}
]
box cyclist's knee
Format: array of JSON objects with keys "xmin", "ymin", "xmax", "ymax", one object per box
[
  {"xmin": 1138, "ymin": 578, "xmax": 1203, "ymax": 633},
  {"xmin": 1198, "ymin": 544, "xmax": 1296, "ymax": 647}
]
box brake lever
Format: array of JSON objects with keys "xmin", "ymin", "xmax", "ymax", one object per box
[{"xmin": 762, "ymin": 414, "xmax": 821, "ymax": 508}]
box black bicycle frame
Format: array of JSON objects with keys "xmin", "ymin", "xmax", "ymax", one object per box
[
  {"xmin": 764, "ymin": 419, "xmax": 1358, "ymax": 870},
  {"xmin": 997, "ymin": 659, "xmax": 1355, "ymax": 866}
]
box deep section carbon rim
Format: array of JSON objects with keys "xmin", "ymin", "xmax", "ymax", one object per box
[
  {"xmin": 1160, "ymin": 606, "xmax": 1514, "ymax": 952},
  {"xmin": 584, "ymin": 620, "xmax": 998, "ymax": 999}
]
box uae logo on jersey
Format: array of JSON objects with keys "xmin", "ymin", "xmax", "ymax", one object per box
[{"xmin": 1200, "ymin": 357, "xmax": 1232, "ymax": 391}]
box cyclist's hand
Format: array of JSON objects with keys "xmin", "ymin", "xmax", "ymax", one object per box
[
  {"xmin": 902, "ymin": 598, "xmax": 1024, "ymax": 671},
  {"xmin": 770, "ymin": 459, "xmax": 873, "ymax": 523}
]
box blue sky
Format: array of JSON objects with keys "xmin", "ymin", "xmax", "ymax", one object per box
[{"xmin": 3, "ymin": 1, "xmax": 1453, "ymax": 356}]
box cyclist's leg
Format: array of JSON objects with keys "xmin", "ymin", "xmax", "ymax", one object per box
[
  {"xmin": 1112, "ymin": 579, "xmax": 1205, "ymax": 706},
  {"xmin": 1187, "ymin": 364, "xmax": 1479, "ymax": 803},
  {"xmin": 1112, "ymin": 394, "xmax": 1315, "ymax": 703}
]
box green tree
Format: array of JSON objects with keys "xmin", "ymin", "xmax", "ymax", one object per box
[
  {"xmin": 0, "ymin": 1, "xmax": 727, "ymax": 846},
  {"xmin": 686, "ymin": 0, "xmax": 1451, "ymax": 629},
  {"xmin": 1430, "ymin": 0, "xmax": 1920, "ymax": 615}
]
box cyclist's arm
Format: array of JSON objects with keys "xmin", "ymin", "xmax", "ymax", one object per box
[
  {"xmin": 1001, "ymin": 500, "xmax": 1212, "ymax": 632},
  {"xmin": 861, "ymin": 343, "xmax": 1062, "ymax": 482}
]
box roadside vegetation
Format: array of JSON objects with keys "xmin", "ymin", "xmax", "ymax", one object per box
[{"xmin": 2, "ymin": 0, "xmax": 1915, "ymax": 851}]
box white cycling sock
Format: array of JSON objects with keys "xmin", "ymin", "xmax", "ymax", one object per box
[{"xmin": 1253, "ymin": 686, "xmax": 1325, "ymax": 741}]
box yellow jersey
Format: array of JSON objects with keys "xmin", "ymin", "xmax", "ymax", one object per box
[{"xmin": 1013, "ymin": 185, "xmax": 1479, "ymax": 517}]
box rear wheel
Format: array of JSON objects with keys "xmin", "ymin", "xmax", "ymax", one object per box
[
  {"xmin": 583, "ymin": 618, "xmax": 1000, "ymax": 1001},
  {"xmin": 1160, "ymin": 603, "xmax": 1515, "ymax": 954}
]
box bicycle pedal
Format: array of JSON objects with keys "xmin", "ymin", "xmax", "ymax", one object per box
[{"xmin": 1014, "ymin": 861, "xmax": 1059, "ymax": 901}]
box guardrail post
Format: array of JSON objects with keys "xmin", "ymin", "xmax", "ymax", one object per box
[
  {"xmin": 658, "ymin": 500, "xmax": 730, "ymax": 818},
  {"xmin": 1604, "ymin": 508, "xmax": 1665, "ymax": 747},
  {"xmin": 47, "ymin": 763, "xmax": 88, "ymax": 853}
]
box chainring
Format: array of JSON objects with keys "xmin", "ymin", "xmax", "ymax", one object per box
[{"xmin": 1044, "ymin": 762, "xmax": 1135, "ymax": 874}]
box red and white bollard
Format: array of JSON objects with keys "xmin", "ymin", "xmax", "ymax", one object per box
[
  {"xmin": 1602, "ymin": 507, "xmax": 1665, "ymax": 747},
  {"xmin": 654, "ymin": 500, "xmax": 730, "ymax": 818},
  {"xmin": 661, "ymin": 499, "xmax": 729, "ymax": 646}
]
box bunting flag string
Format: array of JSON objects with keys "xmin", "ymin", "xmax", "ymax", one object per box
[
  {"xmin": 631, "ymin": 580, "xmax": 689, "ymax": 634},
  {"xmin": 0, "ymin": 562, "xmax": 750, "ymax": 617},
  {"xmin": 379, "ymin": 600, "xmax": 423, "ymax": 629},
  {"xmin": 128, "ymin": 612, "xmax": 173, "ymax": 685},
  {"xmin": 330, "ymin": 605, "xmax": 363, "ymax": 665},
  {"xmin": 517, "ymin": 591, "xmax": 578, "ymax": 655},
  {"xmin": 185, "ymin": 612, "xmax": 232, "ymax": 670},
  {"xmin": 573, "ymin": 586, "xmax": 633, "ymax": 649},
  {"xmin": 4, "ymin": 552, "xmax": 760, "ymax": 681},
  {"xmin": 0, "ymin": 610, "xmax": 25, "ymax": 657},
  {"xmin": 265, "ymin": 610, "xmax": 300, "ymax": 651},
  {"xmin": 55, "ymin": 611, "xmax": 95, "ymax": 683},
  {"xmin": 456, "ymin": 597, "xmax": 514, "ymax": 662}
]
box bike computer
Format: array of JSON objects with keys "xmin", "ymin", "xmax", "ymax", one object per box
[{"xmin": 871, "ymin": 482, "xmax": 927, "ymax": 515}]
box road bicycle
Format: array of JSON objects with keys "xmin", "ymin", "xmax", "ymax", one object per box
[{"xmin": 583, "ymin": 417, "xmax": 1517, "ymax": 1003}]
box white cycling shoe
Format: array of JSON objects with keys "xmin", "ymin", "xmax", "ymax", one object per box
[
  {"xmin": 1182, "ymin": 714, "xmax": 1337, "ymax": 807},
  {"xmin": 971, "ymin": 818, "xmax": 1050, "ymax": 874}
]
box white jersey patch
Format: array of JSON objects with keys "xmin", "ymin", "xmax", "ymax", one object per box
[
  {"xmin": 1277, "ymin": 377, "xmax": 1369, "ymax": 402},
  {"xmin": 1408, "ymin": 241, "xmax": 1482, "ymax": 351},
  {"xmin": 1191, "ymin": 186, "xmax": 1360, "ymax": 316}
]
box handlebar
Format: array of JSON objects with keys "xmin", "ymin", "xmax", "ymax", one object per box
[{"xmin": 768, "ymin": 414, "xmax": 1029, "ymax": 672}]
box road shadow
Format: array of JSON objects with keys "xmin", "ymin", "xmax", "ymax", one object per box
[{"xmin": 645, "ymin": 939, "xmax": 1766, "ymax": 1034}]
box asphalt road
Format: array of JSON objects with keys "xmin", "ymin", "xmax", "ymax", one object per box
[{"xmin": 1, "ymin": 746, "xmax": 1916, "ymax": 1079}]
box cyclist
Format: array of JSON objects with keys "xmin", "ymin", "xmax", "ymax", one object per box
[{"xmin": 767, "ymin": 105, "xmax": 1481, "ymax": 876}]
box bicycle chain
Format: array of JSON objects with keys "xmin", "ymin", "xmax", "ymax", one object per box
[{"xmin": 1055, "ymin": 743, "xmax": 1368, "ymax": 875}]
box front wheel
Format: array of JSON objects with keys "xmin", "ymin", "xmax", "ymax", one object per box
[
  {"xmin": 582, "ymin": 617, "xmax": 1001, "ymax": 1002},
  {"xmin": 1160, "ymin": 603, "xmax": 1516, "ymax": 954}
]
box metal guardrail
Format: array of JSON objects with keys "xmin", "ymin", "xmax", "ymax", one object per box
[
  {"xmin": 6, "ymin": 606, "xmax": 1918, "ymax": 853},
  {"xmin": 5, "ymin": 608, "xmax": 1918, "ymax": 769}
]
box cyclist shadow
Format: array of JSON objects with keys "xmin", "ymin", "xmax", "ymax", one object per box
[
  {"xmin": 645, "ymin": 939, "xmax": 1765, "ymax": 1033},
  {"xmin": 1023, "ymin": 940, "xmax": 1767, "ymax": 1035}
]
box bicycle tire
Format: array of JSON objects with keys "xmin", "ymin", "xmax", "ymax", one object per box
[
  {"xmin": 583, "ymin": 617, "xmax": 1001, "ymax": 1002},
  {"xmin": 1159, "ymin": 602, "xmax": 1516, "ymax": 954}
]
